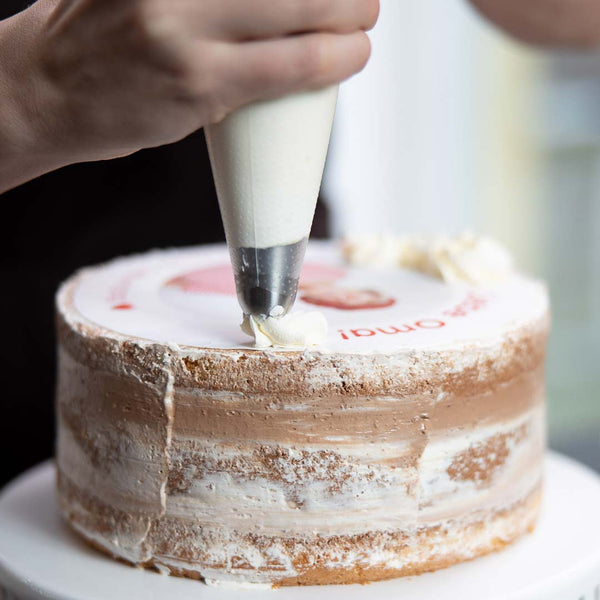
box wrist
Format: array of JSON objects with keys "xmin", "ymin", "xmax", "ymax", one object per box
[{"xmin": 0, "ymin": 1, "xmax": 72, "ymax": 192}]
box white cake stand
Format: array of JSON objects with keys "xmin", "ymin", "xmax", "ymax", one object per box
[{"xmin": 1, "ymin": 453, "xmax": 599, "ymax": 600}]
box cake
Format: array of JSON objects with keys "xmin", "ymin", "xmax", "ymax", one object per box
[{"xmin": 55, "ymin": 241, "xmax": 549, "ymax": 587}]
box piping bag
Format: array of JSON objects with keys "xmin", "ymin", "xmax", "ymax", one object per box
[{"xmin": 205, "ymin": 86, "xmax": 338, "ymax": 321}]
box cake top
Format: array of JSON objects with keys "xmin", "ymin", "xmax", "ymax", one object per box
[{"xmin": 60, "ymin": 242, "xmax": 548, "ymax": 355}]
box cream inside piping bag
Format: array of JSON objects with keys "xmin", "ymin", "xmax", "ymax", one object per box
[{"xmin": 205, "ymin": 87, "xmax": 338, "ymax": 345}]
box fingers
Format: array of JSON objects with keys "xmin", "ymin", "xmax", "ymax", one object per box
[
  {"xmin": 126, "ymin": 0, "xmax": 375, "ymax": 126},
  {"xmin": 207, "ymin": 31, "xmax": 371, "ymax": 110},
  {"xmin": 173, "ymin": 0, "xmax": 379, "ymax": 41}
]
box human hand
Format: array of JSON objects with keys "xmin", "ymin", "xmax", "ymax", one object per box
[
  {"xmin": 468, "ymin": 0, "xmax": 600, "ymax": 47},
  {"xmin": 0, "ymin": 0, "xmax": 378, "ymax": 188}
]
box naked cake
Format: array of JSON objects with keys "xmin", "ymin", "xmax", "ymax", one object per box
[{"xmin": 55, "ymin": 240, "xmax": 549, "ymax": 587}]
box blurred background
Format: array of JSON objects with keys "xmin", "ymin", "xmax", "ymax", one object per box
[
  {"xmin": 1, "ymin": 0, "xmax": 599, "ymax": 487},
  {"xmin": 324, "ymin": 1, "xmax": 600, "ymax": 471}
]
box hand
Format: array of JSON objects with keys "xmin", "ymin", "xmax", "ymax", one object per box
[
  {"xmin": 0, "ymin": 0, "xmax": 378, "ymax": 190},
  {"xmin": 469, "ymin": 0, "xmax": 600, "ymax": 47}
]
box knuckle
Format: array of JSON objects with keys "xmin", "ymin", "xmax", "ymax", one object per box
[
  {"xmin": 250, "ymin": 39, "xmax": 329, "ymax": 89},
  {"xmin": 131, "ymin": 0, "xmax": 161, "ymax": 41},
  {"xmin": 132, "ymin": 0, "xmax": 178, "ymax": 47},
  {"xmin": 179, "ymin": 47, "xmax": 218, "ymax": 98},
  {"xmin": 298, "ymin": 36, "xmax": 329, "ymax": 80},
  {"xmin": 294, "ymin": 0, "xmax": 330, "ymax": 26}
]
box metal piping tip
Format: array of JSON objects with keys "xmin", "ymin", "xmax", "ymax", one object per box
[{"xmin": 230, "ymin": 237, "xmax": 308, "ymax": 318}]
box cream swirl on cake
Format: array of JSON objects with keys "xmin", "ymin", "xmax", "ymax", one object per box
[
  {"xmin": 55, "ymin": 242, "xmax": 549, "ymax": 587},
  {"xmin": 241, "ymin": 311, "xmax": 327, "ymax": 348},
  {"xmin": 342, "ymin": 232, "xmax": 514, "ymax": 285}
]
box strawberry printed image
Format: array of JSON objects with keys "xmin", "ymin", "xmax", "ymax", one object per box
[
  {"xmin": 165, "ymin": 263, "xmax": 347, "ymax": 295},
  {"xmin": 166, "ymin": 264, "xmax": 237, "ymax": 295},
  {"xmin": 165, "ymin": 261, "xmax": 395, "ymax": 311},
  {"xmin": 300, "ymin": 283, "xmax": 396, "ymax": 310}
]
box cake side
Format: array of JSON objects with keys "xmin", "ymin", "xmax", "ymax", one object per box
[{"xmin": 55, "ymin": 247, "xmax": 549, "ymax": 586}]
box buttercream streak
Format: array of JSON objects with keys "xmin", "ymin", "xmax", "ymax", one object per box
[
  {"xmin": 58, "ymin": 407, "xmax": 542, "ymax": 538},
  {"xmin": 55, "ymin": 243, "xmax": 549, "ymax": 587}
]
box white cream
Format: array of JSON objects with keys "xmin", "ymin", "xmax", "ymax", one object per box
[
  {"xmin": 205, "ymin": 87, "xmax": 338, "ymax": 249},
  {"xmin": 342, "ymin": 232, "xmax": 514, "ymax": 285},
  {"xmin": 241, "ymin": 311, "xmax": 327, "ymax": 348},
  {"xmin": 59, "ymin": 407, "xmax": 544, "ymax": 584},
  {"xmin": 156, "ymin": 407, "xmax": 544, "ymax": 536}
]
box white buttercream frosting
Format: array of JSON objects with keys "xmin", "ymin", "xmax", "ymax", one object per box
[
  {"xmin": 205, "ymin": 87, "xmax": 338, "ymax": 249},
  {"xmin": 241, "ymin": 311, "xmax": 327, "ymax": 348},
  {"xmin": 56, "ymin": 242, "xmax": 548, "ymax": 587},
  {"xmin": 342, "ymin": 233, "xmax": 514, "ymax": 285}
]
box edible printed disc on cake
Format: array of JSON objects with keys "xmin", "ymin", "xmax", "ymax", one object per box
[{"xmin": 69, "ymin": 243, "xmax": 548, "ymax": 353}]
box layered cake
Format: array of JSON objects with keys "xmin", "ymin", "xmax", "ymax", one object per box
[{"xmin": 55, "ymin": 240, "xmax": 549, "ymax": 587}]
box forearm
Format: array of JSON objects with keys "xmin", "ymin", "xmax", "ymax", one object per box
[
  {"xmin": 0, "ymin": 2, "xmax": 69, "ymax": 194},
  {"xmin": 470, "ymin": 0, "xmax": 600, "ymax": 47}
]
